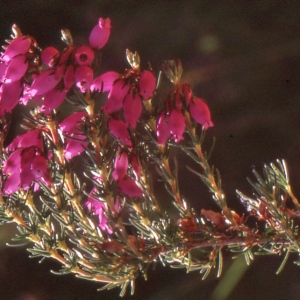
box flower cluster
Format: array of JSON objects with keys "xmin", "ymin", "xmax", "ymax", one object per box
[
  {"xmin": 0, "ymin": 18, "xmax": 111, "ymax": 115},
  {"xmin": 157, "ymin": 81, "xmax": 213, "ymax": 145},
  {"xmin": 0, "ymin": 16, "xmax": 296, "ymax": 298},
  {"xmin": 3, "ymin": 129, "xmax": 50, "ymax": 193}
]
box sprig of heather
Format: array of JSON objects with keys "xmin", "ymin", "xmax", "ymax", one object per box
[{"xmin": 0, "ymin": 17, "xmax": 299, "ymax": 297}]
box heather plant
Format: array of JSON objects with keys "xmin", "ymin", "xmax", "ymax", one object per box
[{"xmin": 0, "ymin": 18, "xmax": 299, "ymax": 297}]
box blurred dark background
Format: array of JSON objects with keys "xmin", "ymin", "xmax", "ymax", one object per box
[{"xmin": 1, "ymin": 0, "xmax": 300, "ymax": 299}]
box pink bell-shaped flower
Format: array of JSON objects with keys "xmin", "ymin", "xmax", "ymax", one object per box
[
  {"xmin": 107, "ymin": 118, "xmax": 132, "ymax": 147},
  {"xmin": 59, "ymin": 111, "xmax": 87, "ymax": 133},
  {"xmin": 89, "ymin": 18, "xmax": 111, "ymax": 49},
  {"xmin": 182, "ymin": 83, "xmax": 192, "ymax": 104},
  {"xmin": 64, "ymin": 64, "xmax": 75, "ymax": 92},
  {"xmin": 102, "ymin": 79, "xmax": 130, "ymax": 114},
  {"xmin": 41, "ymin": 46, "xmax": 59, "ymax": 66},
  {"xmin": 75, "ymin": 45, "xmax": 94, "ymax": 66},
  {"xmin": 123, "ymin": 92, "xmax": 142, "ymax": 128},
  {"xmin": 156, "ymin": 111, "xmax": 171, "ymax": 145},
  {"xmin": 29, "ymin": 69, "xmax": 62, "ymax": 97},
  {"xmin": 7, "ymin": 129, "xmax": 43, "ymax": 151},
  {"xmin": 64, "ymin": 136, "xmax": 88, "ymax": 160},
  {"xmin": 138, "ymin": 70, "xmax": 156, "ymax": 100},
  {"xmin": 19, "ymin": 148, "xmax": 37, "ymax": 189},
  {"xmin": 85, "ymin": 188, "xmax": 113, "ymax": 234},
  {"xmin": 30, "ymin": 154, "xmax": 51, "ymax": 185},
  {"xmin": 0, "ymin": 79, "xmax": 22, "ymax": 115},
  {"xmin": 3, "ymin": 147, "xmax": 50, "ymax": 194},
  {"xmin": 118, "ymin": 177, "xmax": 142, "ymax": 197},
  {"xmin": 189, "ymin": 97, "xmax": 214, "ymax": 130},
  {"xmin": 112, "ymin": 150, "xmax": 128, "ymax": 180},
  {"xmin": 90, "ymin": 71, "xmax": 119, "ymax": 93},
  {"xmin": 4, "ymin": 54, "xmax": 28, "ymax": 83},
  {"xmin": 1, "ymin": 36, "xmax": 31, "ymax": 63},
  {"xmin": 42, "ymin": 88, "xmax": 67, "ymax": 115},
  {"xmin": 75, "ymin": 65, "xmax": 94, "ymax": 93},
  {"xmin": 0, "ymin": 62, "xmax": 6, "ymax": 81},
  {"xmin": 167, "ymin": 109, "xmax": 185, "ymax": 142},
  {"xmin": 59, "ymin": 111, "xmax": 88, "ymax": 158},
  {"xmin": 3, "ymin": 169, "xmax": 21, "ymax": 194},
  {"xmin": 3, "ymin": 148, "xmax": 22, "ymax": 175}
]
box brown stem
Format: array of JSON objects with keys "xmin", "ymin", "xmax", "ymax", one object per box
[{"xmin": 163, "ymin": 235, "xmax": 294, "ymax": 255}]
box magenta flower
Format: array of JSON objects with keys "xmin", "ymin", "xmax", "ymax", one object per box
[
  {"xmin": 167, "ymin": 109, "xmax": 185, "ymax": 142},
  {"xmin": 138, "ymin": 70, "xmax": 156, "ymax": 100},
  {"xmin": 30, "ymin": 155, "xmax": 50, "ymax": 181},
  {"xmin": 75, "ymin": 65, "xmax": 94, "ymax": 93},
  {"xmin": 63, "ymin": 137, "xmax": 88, "ymax": 160},
  {"xmin": 123, "ymin": 92, "xmax": 142, "ymax": 128},
  {"xmin": 59, "ymin": 111, "xmax": 88, "ymax": 159},
  {"xmin": 0, "ymin": 79, "xmax": 22, "ymax": 115},
  {"xmin": 107, "ymin": 118, "xmax": 132, "ymax": 147},
  {"xmin": 90, "ymin": 71, "xmax": 119, "ymax": 93},
  {"xmin": 3, "ymin": 147, "xmax": 50, "ymax": 194},
  {"xmin": 85, "ymin": 188, "xmax": 115, "ymax": 234},
  {"xmin": 112, "ymin": 150, "xmax": 128, "ymax": 180},
  {"xmin": 64, "ymin": 65, "xmax": 75, "ymax": 92},
  {"xmin": 189, "ymin": 97, "xmax": 214, "ymax": 129},
  {"xmin": 156, "ymin": 109, "xmax": 185, "ymax": 145},
  {"xmin": 57, "ymin": 45, "xmax": 74, "ymax": 66},
  {"xmin": 0, "ymin": 63, "xmax": 6, "ymax": 81},
  {"xmin": 118, "ymin": 177, "xmax": 142, "ymax": 197},
  {"xmin": 4, "ymin": 54, "xmax": 28, "ymax": 83},
  {"xmin": 1, "ymin": 35, "xmax": 31, "ymax": 63},
  {"xmin": 102, "ymin": 79, "xmax": 130, "ymax": 115},
  {"xmin": 75, "ymin": 46, "xmax": 94, "ymax": 66},
  {"xmin": 42, "ymin": 88, "xmax": 67, "ymax": 115},
  {"xmin": 7, "ymin": 129, "xmax": 43, "ymax": 151},
  {"xmin": 29, "ymin": 69, "xmax": 62, "ymax": 97},
  {"xmin": 3, "ymin": 148, "xmax": 22, "ymax": 175},
  {"xmin": 182, "ymin": 83, "xmax": 192, "ymax": 104},
  {"xmin": 41, "ymin": 46, "xmax": 59, "ymax": 66},
  {"xmin": 3, "ymin": 149, "xmax": 22, "ymax": 194},
  {"xmin": 59, "ymin": 111, "xmax": 87, "ymax": 133},
  {"xmin": 89, "ymin": 18, "xmax": 111, "ymax": 49},
  {"xmin": 156, "ymin": 111, "xmax": 171, "ymax": 145}
]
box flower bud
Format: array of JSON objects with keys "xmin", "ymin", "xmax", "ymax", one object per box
[
  {"xmin": 138, "ymin": 70, "xmax": 156, "ymax": 100},
  {"xmin": 89, "ymin": 18, "xmax": 111, "ymax": 49}
]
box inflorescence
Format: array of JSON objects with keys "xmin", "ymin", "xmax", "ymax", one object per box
[{"xmin": 0, "ymin": 17, "xmax": 299, "ymax": 296}]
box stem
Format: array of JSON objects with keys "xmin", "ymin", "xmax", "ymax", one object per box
[
  {"xmin": 167, "ymin": 235, "xmax": 295, "ymax": 254},
  {"xmin": 185, "ymin": 120, "xmax": 239, "ymax": 229}
]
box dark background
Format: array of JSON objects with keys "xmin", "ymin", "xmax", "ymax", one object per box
[{"xmin": 1, "ymin": 1, "xmax": 300, "ymax": 299}]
